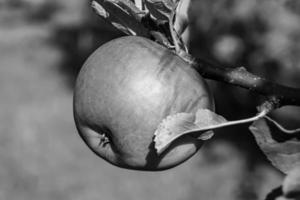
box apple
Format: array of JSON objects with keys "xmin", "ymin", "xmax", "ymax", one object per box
[{"xmin": 73, "ymin": 36, "xmax": 214, "ymax": 171}]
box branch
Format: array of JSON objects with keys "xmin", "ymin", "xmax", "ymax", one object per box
[{"xmin": 191, "ymin": 57, "xmax": 300, "ymax": 107}]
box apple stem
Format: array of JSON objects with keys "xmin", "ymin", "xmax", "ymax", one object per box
[
  {"xmin": 264, "ymin": 116, "xmax": 300, "ymax": 134},
  {"xmin": 200, "ymin": 109, "xmax": 268, "ymax": 132},
  {"xmin": 193, "ymin": 98, "xmax": 279, "ymax": 133}
]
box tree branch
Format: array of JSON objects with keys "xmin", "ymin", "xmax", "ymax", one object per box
[{"xmin": 191, "ymin": 57, "xmax": 300, "ymax": 107}]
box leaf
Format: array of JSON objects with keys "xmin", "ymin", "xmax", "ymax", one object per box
[
  {"xmin": 144, "ymin": 0, "xmax": 190, "ymax": 35},
  {"xmin": 173, "ymin": 0, "xmax": 190, "ymax": 35},
  {"xmin": 249, "ymin": 118, "xmax": 300, "ymax": 174},
  {"xmin": 92, "ymin": 0, "xmax": 150, "ymax": 37},
  {"xmin": 154, "ymin": 107, "xmax": 272, "ymax": 154},
  {"xmin": 154, "ymin": 109, "xmax": 227, "ymax": 154},
  {"xmin": 144, "ymin": 0, "xmax": 189, "ymax": 52},
  {"xmin": 194, "ymin": 109, "xmax": 227, "ymax": 127},
  {"xmin": 144, "ymin": 0, "xmax": 179, "ymax": 21},
  {"xmin": 283, "ymin": 166, "xmax": 300, "ymax": 198},
  {"xmin": 133, "ymin": 0, "xmax": 144, "ymax": 10}
]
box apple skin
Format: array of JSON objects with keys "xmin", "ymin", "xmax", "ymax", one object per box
[{"xmin": 73, "ymin": 36, "xmax": 214, "ymax": 171}]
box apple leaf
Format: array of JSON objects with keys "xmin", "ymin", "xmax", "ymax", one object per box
[
  {"xmin": 154, "ymin": 109, "xmax": 227, "ymax": 154},
  {"xmin": 144, "ymin": 0, "xmax": 189, "ymax": 52},
  {"xmin": 92, "ymin": 0, "xmax": 150, "ymax": 37},
  {"xmin": 144, "ymin": 0, "xmax": 189, "ymax": 34},
  {"xmin": 173, "ymin": 0, "xmax": 190, "ymax": 36},
  {"xmin": 249, "ymin": 118, "xmax": 300, "ymax": 174},
  {"xmin": 154, "ymin": 107, "xmax": 271, "ymax": 154},
  {"xmin": 144, "ymin": 0, "xmax": 179, "ymax": 21}
]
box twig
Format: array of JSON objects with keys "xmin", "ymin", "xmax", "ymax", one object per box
[{"xmin": 191, "ymin": 57, "xmax": 300, "ymax": 107}]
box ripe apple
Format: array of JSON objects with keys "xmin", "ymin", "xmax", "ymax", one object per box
[{"xmin": 73, "ymin": 36, "xmax": 214, "ymax": 171}]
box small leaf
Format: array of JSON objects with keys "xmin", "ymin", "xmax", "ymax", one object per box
[
  {"xmin": 144, "ymin": 0, "xmax": 189, "ymax": 52},
  {"xmin": 194, "ymin": 109, "xmax": 227, "ymax": 127},
  {"xmin": 144, "ymin": 0, "xmax": 190, "ymax": 35},
  {"xmin": 144, "ymin": 0, "xmax": 179, "ymax": 21},
  {"xmin": 92, "ymin": 0, "xmax": 150, "ymax": 37},
  {"xmin": 92, "ymin": 1, "xmax": 109, "ymax": 18},
  {"xmin": 249, "ymin": 118, "xmax": 300, "ymax": 174},
  {"xmin": 155, "ymin": 108, "xmax": 271, "ymax": 154},
  {"xmin": 133, "ymin": 0, "xmax": 144, "ymax": 10},
  {"xmin": 154, "ymin": 109, "xmax": 227, "ymax": 154},
  {"xmin": 173, "ymin": 0, "xmax": 190, "ymax": 35}
]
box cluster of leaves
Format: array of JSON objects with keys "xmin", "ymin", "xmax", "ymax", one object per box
[
  {"xmin": 91, "ymin": 0, "xmax": 300, "ymax": 199},
  {"xmin": 91, "ymin": 0, "xmax": 189, "ymax": 55}
]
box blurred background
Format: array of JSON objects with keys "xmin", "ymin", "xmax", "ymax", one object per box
[{"xmin": 0, "ymin": 0, "xmax": 300, "ymax": 199}]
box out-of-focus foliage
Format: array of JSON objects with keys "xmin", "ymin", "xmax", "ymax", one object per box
[
  {"xmin": 186, "ymin": 0, "xmax": 300, "ymax": 153},
  {"xmin": 265, "ymin": 166, "xmax": 300, "ymax": 200},
  {"xmin": 283, "ymin": 166, "xmax": 300, "ymax": 198},
  {"xmin": 190, "ymin": 0, "xmax": 300, "ymax": 75},
  {"xmin": 0, "ymin": 0, "xmax": 299, "ymax": 200}
]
